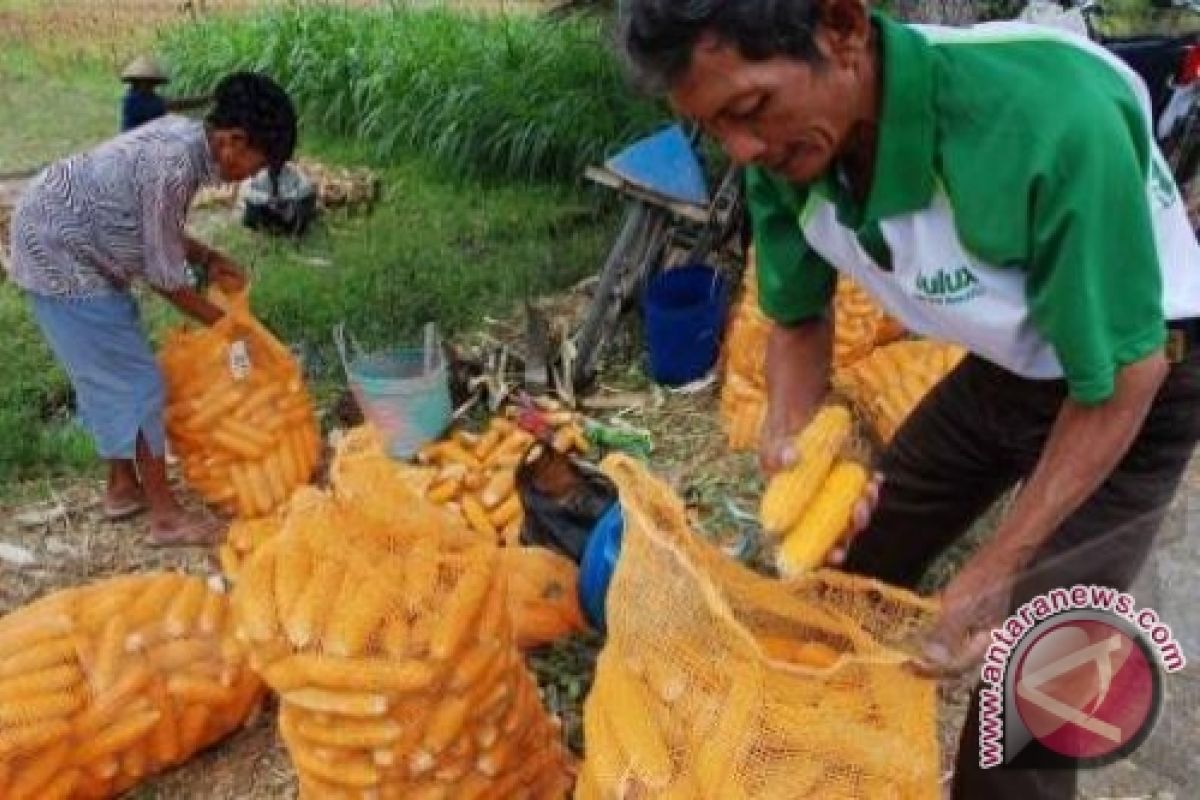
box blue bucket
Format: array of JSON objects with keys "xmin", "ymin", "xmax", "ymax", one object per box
[
  {"xmin": 642, "ymin": 264, "xmax": 729, "ymax": 386},
  {"xmin": 578, "ymin": 502, "xmax": 624, "ymax": 634},
  {"xmin": 334, "ymin": 322, "xmax": 453, "ymax": 460}
]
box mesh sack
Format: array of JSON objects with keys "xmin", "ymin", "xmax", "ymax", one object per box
[
  {"xmin": 160, "ymin": 288, "xmax": 320, "ymax": 519},
  {"xmin": 576, "ymin": 455, "xmax": 940, "ymax": 799},
  {"xmin": 218, "ymin": 515, "xmax": 284, "ymax": 582},
  {"xmin": 832, "ymin": 277, "xmax": 907, "ymax": 367},
  {"xmin": 231, "ymin": 483, "xmax": 574, "ymax": 798},
  {"xmin": 832, "ymin": 340, "xmax": 966, "ymax": 444},
  {"xmin": 330, "ymin": 426, "xmax": 586, "ymax": 649},
  {"xmin": 0, "ymin": 573, "xmax": 263, "ymax": 799},
  {"xmin": 501, "ymin": 546, "xmax": 588, "ymax": 650},
  {"xmin": 718, "ymin": 250, "xmax": 772, "ymax": 452},
  {"xmin": 718, "ymin": 256, "xmax": 906, "ymax": 452}
]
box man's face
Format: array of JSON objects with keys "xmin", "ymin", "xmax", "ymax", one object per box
[{"xmin": 670, "ymin": 35, "xmax": 868, "ymax": 184}]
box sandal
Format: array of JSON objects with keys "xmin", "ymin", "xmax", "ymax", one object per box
[
  {"xmin": 147, "ymin": 514, "xmax": 226, "ymax": 548},
  {"xmin": 103, "ymin": 496, "xmax": 147, "ymax": 522}
]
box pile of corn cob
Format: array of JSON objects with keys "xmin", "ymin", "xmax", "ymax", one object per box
[
  {"xmin": 231, "ymin": 488, "xmax": 574, "ymax": 798},
  {"xmin": 832, "ymin": 340, "xmax": 966, "ymax": 444},
  {"xmin": 415, "ymin": 409, "xmax": 590, "ymax": 546},
  {"xmin": 0, "ymin": 574, "xmax": 263, "ymax": 799}
]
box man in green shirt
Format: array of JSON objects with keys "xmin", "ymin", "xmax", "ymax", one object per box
[{"xmin": 620, "ymin": 0, "xmax": 1200, "ymax": 795}]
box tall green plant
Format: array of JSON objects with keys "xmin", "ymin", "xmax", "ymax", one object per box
[{"xmin": 162, "ymin": 6, "xmax": 667, "ymax": 183}]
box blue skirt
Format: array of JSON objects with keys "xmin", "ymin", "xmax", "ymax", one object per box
[{"xmin": 29, "ymin": 292, "xmax": 166, "ymax": 459}]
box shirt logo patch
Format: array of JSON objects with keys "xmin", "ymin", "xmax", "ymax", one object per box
[
  {"xmin": 914, "ymin": 266, "xmax": 985, "ymax": 305},
  {"xmin": 1150, "ymin": 156, "xmax": 1179, "ymax": 212}
]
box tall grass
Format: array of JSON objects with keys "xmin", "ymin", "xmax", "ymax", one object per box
[{"xmin": 162, "ymin": 5, "xmax": 667, "ymax": 183}]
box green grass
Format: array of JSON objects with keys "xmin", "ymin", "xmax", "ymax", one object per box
[
  {"xmin": 161, "ymin": 4, "xmax": 667, "ymax": 183},
  {"xmin": 0, "ymin": 45, "xmax": 119, "ymax": 172},
  {"xmin": 1, "ymin": 2, "xmax": 624, "ymax": 488},
  {"xmin": 193, "ymin": 137, "xmax": 616, "ymax": 368},
  {"xmin": 0, "ymin": 130, "xmax": 617, "ymax": 486}
]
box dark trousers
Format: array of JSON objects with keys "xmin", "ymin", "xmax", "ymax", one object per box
[{"xmin": 843, "ymin": 350, "xmax": 1200, "ymax": 800}]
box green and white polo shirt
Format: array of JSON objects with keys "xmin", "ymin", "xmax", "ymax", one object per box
[{"xmin": 750, "ymin": 14, "xmax": 1200, "ymax": 404}]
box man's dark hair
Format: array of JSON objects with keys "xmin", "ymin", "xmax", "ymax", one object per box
[
  {"xmin": 206, "ymin": 72, "xmax": 298, "ymax": 172},
  {"xmin": 618, "ymin": 0, "xmax": 825, "ymax": 94}
]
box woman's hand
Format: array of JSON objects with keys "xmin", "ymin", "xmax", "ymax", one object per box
[{"xmin": 206, "ymin": 254, "xmax": 247, "ymax": 293}]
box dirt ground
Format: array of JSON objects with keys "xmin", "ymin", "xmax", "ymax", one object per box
[{"xmin": 2, "ymin": 380, "xmax": 1196, "ymax": 798}]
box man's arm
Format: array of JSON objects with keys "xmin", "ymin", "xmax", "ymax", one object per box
[
  {"xmin": 980, "ymin": 352, "xmax": 1167, "ymax": 569},
  {"xmin": 918, "ymin": 351, "xmax": 1169, "ymax": 673},
  {"xmin": 760, "ymin": 317, "xmax": 834, "ymax": 472}
]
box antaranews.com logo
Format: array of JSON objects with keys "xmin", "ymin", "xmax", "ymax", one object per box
[{"xmin": 978, "ymin": 584, "xmax": 1185, "ymax": 770}]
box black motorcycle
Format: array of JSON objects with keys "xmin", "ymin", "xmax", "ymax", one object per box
[{"xmin": 1071, "ymin": 0, "xmax": 1200, "ymax": 225}]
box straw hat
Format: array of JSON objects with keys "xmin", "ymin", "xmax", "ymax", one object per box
[{"xmin": 120, "ymin": 55, "xmax": 169, "ymax": 84}]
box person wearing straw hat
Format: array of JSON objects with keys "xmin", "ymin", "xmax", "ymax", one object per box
[
  {"xmin": 120, "ymin": 55, "xmax": 212, "ymax": 133},
  {"xmin": 5, "ymin": 72, "xmax": 298, "ymax": 546}
]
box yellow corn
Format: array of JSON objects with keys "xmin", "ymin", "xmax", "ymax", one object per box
[
  {"xmin": 480, "ymin": 470, "xmax": 516, "ymax": 509},
  {"xmin": 283, "ymin": 688, "xmax": 388, "ymax": 717},
  {"xmin": 71, "ymin": 707, "xmax": 161, "ymax": 765},
  {"xmin": 163, "ymin": 577, "xmax": 208, "ymax": 637},
  {"xmin": 0, "ymin": 719, "xmax": 71, "ymax": 759},
  {"xmin": 323, "ymin": 560, "xmax": 400, "ymax": 658},
  {"xmin": 7, "ymin": 739, "xmax": 69, "ymax": 800},
  {"xmin": 284, "ymin": 556, "xmax": 345, "ymax": 649},
  {"xmin": 269, "ymin": 653, "xmax": 436, "ymax": 694},
  {"xmin": 759, "ymin": 405, "xmax": 853, "ymax": 534},
  {"xmin": 597, "ymin": 659, "xmax": 673, "ymax": 785},
  {"xmin": 776, "ymin": 460, "xmax": 869, "ymax": 576}
]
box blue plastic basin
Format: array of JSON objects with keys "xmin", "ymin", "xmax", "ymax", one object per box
[{"xmin": 578, "ymin": 502, "xmax": 624, "ymax": 634}]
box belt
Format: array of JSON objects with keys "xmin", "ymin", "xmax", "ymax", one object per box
[{"xmin": 1166, "ymin": 317, "xmax": 1199, "ymax": 363}]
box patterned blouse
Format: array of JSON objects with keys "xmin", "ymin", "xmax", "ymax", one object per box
[{"xmin": 5, "ymin": 116, "xmax": 219, "ymax": 298}]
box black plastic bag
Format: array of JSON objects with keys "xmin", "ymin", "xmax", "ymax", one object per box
[{"xmin": 517, "ymin": 445, "xmax": 617, "ymax": 563}]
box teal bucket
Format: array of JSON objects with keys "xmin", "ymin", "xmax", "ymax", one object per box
[{"xmin": 334, "ymin": 323, "xmax": 453, "ymax": 459}]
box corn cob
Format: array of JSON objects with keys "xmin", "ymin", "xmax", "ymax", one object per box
[
  {"xmin": 759, "ymin": 405, "xmax": 853, "ymax": 534},
  {"xmin": 776, "ymin": 460, "xmax": 870, "ymax": 576}
]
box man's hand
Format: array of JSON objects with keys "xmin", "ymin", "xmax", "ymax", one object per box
[
  {"xmin": 758, "ymin": 411, "xmax": 803, "ymax": 475},
  {"xmin": 905, "ymin": 353, "xmax": 1169, "ymax": 679},
  {"xmin": 909, "ymin": 549, "xmax": 1018, "ymax": 678},
  {"xmin": 759, "ymin": 318, "xmax": 834, "ymax": 474},
  {"xmin": 825, "ymin": 470, "xmax": 883, "ymax": 566}
]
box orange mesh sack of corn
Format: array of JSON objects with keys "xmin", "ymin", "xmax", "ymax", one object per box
[
  {"xmin": 330, "ymin": 424, "xmax": 588, "ymax": 649},
  {"xmin": 217, "ymin": 515, "xmax": 284, "ymax": 582},
  {"xmin": 718, "ymin": 251, "xmax": 906, "ymax": 452},
  {"xmin": 832, "ymin": 276, "xmax": 906, "ymax": 367},
  {"xmin": 718, "ymin": 248, "xmax": 773, "ymax": 452},
  {"xmin": 833, "ymin": 339, "xmax": 967, "ymax": 444},
  {"xmin": 0, "ymin": 573, "xmax": 264, "ymax": 799},
  {"xmin": 575, "ymin": 454, "xmax": 940, "ymax": 800},
  {"xmin": 159, "ymin": 287, "xmax": 320, "ymax": 519},
  {"xmin": 231, "ymin": 484, "xmax": 574, "ymax": 798}
]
